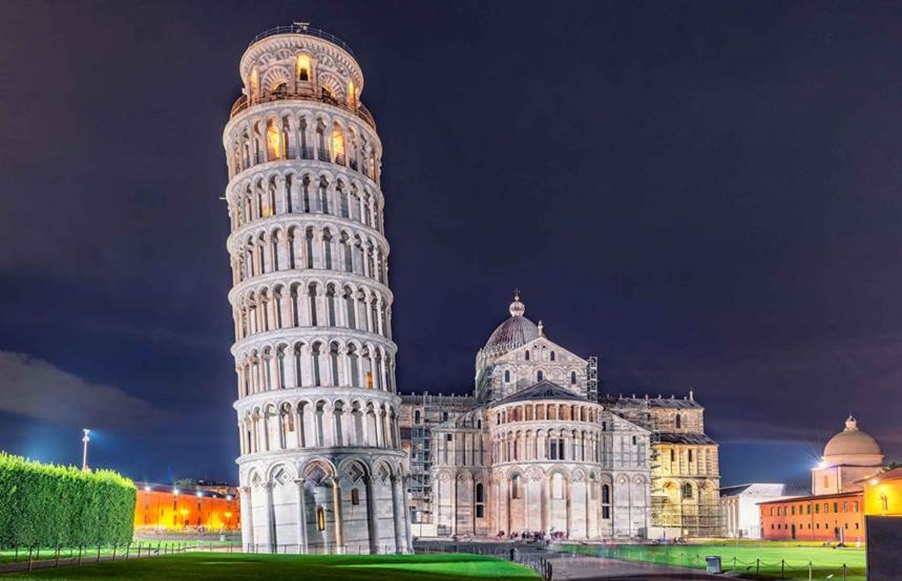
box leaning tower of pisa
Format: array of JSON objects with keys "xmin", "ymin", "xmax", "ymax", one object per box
[{"xmin": 223, "ymin": 24, "xmax": 410, "ymax": 554}]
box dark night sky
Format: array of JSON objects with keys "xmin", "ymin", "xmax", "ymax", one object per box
[{"xmin": 0, "ymin": 1, "xmax": 900, "ymax": 487}]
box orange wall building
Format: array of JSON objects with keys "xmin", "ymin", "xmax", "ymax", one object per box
[
  {"xmin": 134, "ymin": 483, "xmax": 240, "ymax": 531},
  {"xmin": 863, "ymin": 468, "xmax": 902, "ymax": 517},
  {"xmin": 759, "ymin": 492, "xmax": 864, "ymax": 543}
]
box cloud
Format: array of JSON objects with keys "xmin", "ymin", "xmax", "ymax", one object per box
[{"xmin": 0, "ymin": 351, "xmax": 173, "ymax": 429}]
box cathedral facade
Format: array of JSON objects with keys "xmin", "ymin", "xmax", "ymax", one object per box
[{"xmin": 400, "ymin": 294, "xmax": 722, "ymax": 539}]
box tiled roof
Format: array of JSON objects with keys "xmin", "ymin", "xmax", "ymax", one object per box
[
  {"xmin": 602, "ymin": 395, "xmax": 703, "ymax": 409},
  {"xmin": 658, "ymin": 432, "xmax": 717, "ymax": 445},
  {"xmin": 490, "ymin": 380, "xmax": 586, "ymax": 406}
]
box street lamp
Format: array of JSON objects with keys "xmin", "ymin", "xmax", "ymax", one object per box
[{"xmin": 81, "ymin": 429, "xmax": 91, "ymax": 471}]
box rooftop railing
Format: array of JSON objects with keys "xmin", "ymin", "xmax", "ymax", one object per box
[
  {"xmin": 249, "ymin": 25, "xmax": 355, "ymax": 57},
  {"xmin": 230, "ymin": 87, "xmax": 376, "ymax": 129}
]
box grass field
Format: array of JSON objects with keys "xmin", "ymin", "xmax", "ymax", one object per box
[
  {"xmin": 4, "ymin": 552, "xmax": 540, "ymax": 581},
  {"xmin": 0, "ymin": 541, "xmax": 237, "ymax": 564},
  {"xmin": 559, "ymin": 543, "xmax": 865, "ymax": 580}
]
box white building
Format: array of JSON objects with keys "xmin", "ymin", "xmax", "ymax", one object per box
[
  {"xmin": 224, "ymin": 24, "xmax": 410, "ymax": 554},
  {"xmin": 720, "ymin": 483, "xmax": 807, "ymax": 539}
]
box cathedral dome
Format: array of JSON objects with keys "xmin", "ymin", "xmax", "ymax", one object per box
[
  {"xmin": 484, "ymin": 293, "xmax": 539, "ymax": 354},
  {"xmin": 822, "ymin": 416, "xmax": 883, "ymax": 467}
]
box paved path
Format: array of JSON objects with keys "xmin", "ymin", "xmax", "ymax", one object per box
[{"xmin": 545, "ymin": 555, "xmax": 723, "ymax": 580}]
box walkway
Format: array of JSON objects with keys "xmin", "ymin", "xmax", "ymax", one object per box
[{"xmin": 546, "ymin": 555, "xmax": 721, "ymax": 580}]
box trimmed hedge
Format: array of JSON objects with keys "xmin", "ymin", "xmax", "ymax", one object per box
[{"xmin": 0, "ymin": 452, "xmax": 135, "ymax": 548}]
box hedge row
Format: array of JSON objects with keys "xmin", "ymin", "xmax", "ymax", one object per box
[{"xmin": 0, "ymin": 452, "xmax": 135, "ymax": 548}]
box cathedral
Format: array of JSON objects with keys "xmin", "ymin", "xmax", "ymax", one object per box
[{"xmin": 400, "ymin": 294, "xmax": 722, "ymax": 540}]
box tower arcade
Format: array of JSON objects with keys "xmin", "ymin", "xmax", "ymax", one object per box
[{"xmin": 224, "ymin": 24, "xmax": 409, "ymax": 554}]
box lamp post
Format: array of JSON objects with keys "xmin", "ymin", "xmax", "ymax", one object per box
[{"xmin": 81, "ymin": 429, "xmax": 91, "ymax": 471}]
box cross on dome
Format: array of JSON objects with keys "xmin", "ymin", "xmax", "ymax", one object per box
[
  {"xmin": 509, "ymin": 290, "xmax": 525, "ymax": 317},
  {"xmin": 845, "ymin": 415, "xmax": 858, "ymax": 431}
]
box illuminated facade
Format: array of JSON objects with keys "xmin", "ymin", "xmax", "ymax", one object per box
[
  {"xmin": 399, "ymin": 294, "xmax": 721, "ymax": 539},
  {"xmin": 864, "ymin": 468, "xmax": 902, "ymax": 517},
  {"xmin": 134, "ymin": 483, "xmax": 239, "ymax": 531},
  {"xmin": 759, "ymin": 492, "xmax": 864, "ymax": 543},
  {"xmin": 224, "ymin": 24, "xmax": 409, "ymax": 554},
  {"xmin": 759, "ymin": 416, "xmax": 886, "ymax": 543}
]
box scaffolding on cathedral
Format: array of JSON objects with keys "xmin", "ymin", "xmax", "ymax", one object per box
[
  {"xmin": 400, "ymin": 393, "xmax": 476, "ymax": 529},
  {"xmin": 616, "ymin": 395, "xmax": 723, "ymax": 539}
]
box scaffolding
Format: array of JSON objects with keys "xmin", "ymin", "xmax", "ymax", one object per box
[
  {"xmin": 586, "ymin": 356, "xmax": 599, "ymax": 402},
  {"xmin": 401, "ymin": 393, "xmax": 477, "ymax": 525},
  {"xmin": 610, "ymin": 395, "xmax": 723, "ymax": 538}
]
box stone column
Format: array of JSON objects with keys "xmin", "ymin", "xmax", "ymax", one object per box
[
  {"xmin": 330, "ymin": 477, "xmax": 344, "ymax": 552},
  {"xmin": 390, "ymin": 474, "xmax": 405, "ymax": 553},
  {"xmin": 364, "ymin": 476, "xmax": 379, "ymax": 553},
  {"xmin": 240, "ymin": 485, "xmax": 254, "ymax": 551},
  {"xmin": 262, "ymin": 482, "xmax": 275, "ymax": 552}
]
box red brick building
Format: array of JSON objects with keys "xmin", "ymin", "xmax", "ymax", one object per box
[{"xmin": 759, "ymin": 492, "xmax": 864, "ymax": 543}]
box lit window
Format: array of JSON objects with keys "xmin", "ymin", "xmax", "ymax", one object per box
[
  {"xmin": 297, "ymin": 55, "xmax": 311, "ymax": 81},
  {"xmin": 266, "ymin": 123, "xmax": 285, "ymax": 160},
  {"xmin": 348, "ymin": 79, "xmax": 357, "ymax": 108},
  {"xmin": 316, "ymin": 506, "xmax": 326, "ymax": 531}
]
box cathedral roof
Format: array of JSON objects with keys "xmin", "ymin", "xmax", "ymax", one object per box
[
  {"xmin": 483, "ymin": 292, "xmax": 540, "ymax": 355},
  {"xmin": 658, "ymin": 432, "xmax": 717, "ymax": 445},
  {"xmin": 490, "ymin": 380, "xmax": 585, "ymax": 406},
  {"xmin": 603, "ymin": 394, "xmax": 703, "ymax": 409}
]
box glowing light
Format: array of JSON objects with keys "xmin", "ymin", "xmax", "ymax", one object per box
[
  {"xmin": 816, "ymin": 461, "xmax": 827, "ymax": 469},
  {"xmin": 871, "ymin": 478, "xmax": 879, "ymax": 485},
  {"xmin": 144, "ymin": 486, "xmax": 152, "ymax": 492},
  {"xmin": 196, "ymin": 491, "xmax": 204, "ymax": 497},
  {"xmin": 173, "ymin": 488, "xmax": 180, "ymax": 495}
]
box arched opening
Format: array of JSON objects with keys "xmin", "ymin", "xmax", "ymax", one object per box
[
  {"xmin": 681, "ymin": 482, "xmax": 693, "ymax": 499},
  {"xmin": 570, "ymin": 371, "xmax": 577, "ymax": 385},
  {"xmin": 297, "ymin": 54, "xmax": 312, "ymax": 82},
  {"xmin": 675, "ymin": 414, "xmax": 682, "ymax": 429},
  {"xmin": 348, "ymin": 79, "xmax": 357, "ymax": 108},
  {"xmin": 249, "ymin": 67, "xmax": 259, "ymax": 101},
  {"xmin": 332, "ymin": 125, "xmax": 346, "ymax": 165},
  {"xmin": 511, "ymin": 474, "xmax": 521, "ymax": 499},
  {"xmin": 266, "ymin": 122, "xmax": 284, "ymax": 160},
  {"xmin": 316, "ymin": 506, "xmax": 326, "ymax": 531},
  {"xmin": 537, "ymin": 370, "xmax": 544, "ymax": 382},
  {"xmin": 504, "ymin": 370, "xmax": 510, "ymax": 383},
  {"xmin": 475, "ymin": 482, "xmax": 485, "ymax": 518},
  {"xmin": 601, "ymin": 484, "xmax": 611, "ymax": 519}
]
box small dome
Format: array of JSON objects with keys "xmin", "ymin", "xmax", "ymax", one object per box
[
  {"xmin": 823, "ymin": 415, "xmax": 883, "ymax": 466},
  {"xmin": 484, "ymin": 292, "xmax": 539, "ymax": 354}
]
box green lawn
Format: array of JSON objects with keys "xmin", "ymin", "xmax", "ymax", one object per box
[
  {"xmin": 559, "ymin": 543, "xmax": 865, "ymax": 580},
  {"xmin": 4, "ymin": 552, "xmax": 540, "ymax": 581},
  {"xmin": 0, "ymin": 541, "xmax": 237, "ymax": 564}
]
